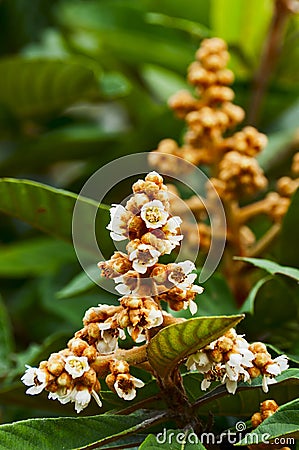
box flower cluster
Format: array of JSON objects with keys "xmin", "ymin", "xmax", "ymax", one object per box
[
  {"xmin": 100, "ymin": 171, "xmax": 203, "ymax": 320},
  {"xmin": 186, "ymin": 329, "xmax": 288, "ymax": 394},
  {"xmin": 148, "ymin": 38, "xmax": 298, "ymax": 303},
  {"xmin": 21, "ymin": 172, "xmax": 204, "ymax": 413}
]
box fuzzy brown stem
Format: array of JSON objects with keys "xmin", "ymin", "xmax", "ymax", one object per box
[
  {"xmin": 238, "ymin": 198, "xmax": 271, "ymax": 224},
  {"xmin": 247, "ymin": 222, "xmax": 281, "ymax": 257},
  {"xmin": 248, "ymin": 0, "xmax": 293, "ymax": 125},
  {"xmin": 222, "ymin": 200, "xmax": 251, "ymax": 304}
]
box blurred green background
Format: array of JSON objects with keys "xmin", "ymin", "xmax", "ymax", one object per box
[{"xmin": 0, "ymin": 0, "xmax": 299, "ymax": 425}]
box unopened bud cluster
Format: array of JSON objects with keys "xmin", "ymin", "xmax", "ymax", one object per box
[
  {"xmin": 186, "ymin": 329, "xmax": 288, "ymax": 395},
  {"xmin": 250, "ymin": 400, "xmax": 291, "ymax": 450},
  {"xmin": 149, "ymin": 37, "xmax": 268, "ymax": 201},
  {"xmin": 149, "ymin": 38, "xmax": 298, "ymax": 259}
]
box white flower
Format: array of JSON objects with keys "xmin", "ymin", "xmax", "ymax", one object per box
[
  {"xmin": 64, "ymin": 356, "xmax": 90, "ymax": 379},
  {"xmin": 97, "ymin": 323, "xmax": 126, "ymax": 354},
  {"xmin": 168, "ymin": 261, "xmax": 197, "ymax": 288},
  {"xmin": 114, "ymin": 375, "xmax": 145, "ymax": 401},
  {"xmin": 48, "ymin": 388, "xmax": 74, "ymax": 405},
  {"xmin": 262, "ymin": 375, "xmax": 277, "ymax": 393},
  {"xmin": 186, "ymin": 351, "xmax": 212, "ymax": 372},
  {"xmin": 147, "ymin": 307, "xmax": 164, "ymax": 328},
  {"xmin": 162, "ymin": 216, "xmax": 183, "ymax": 252},
  {"xmin": 266, "ymin": 355, "xmax": 289, "ymax": 375},
  {"xmin": 201, "ymin": 378, "xmax": 212, "ymax": 391},
  {"xmin": 49, "ymin": 387, "xmax": 102, "ymax": 413},
  {"xmin": 114, "ymin": 276, "xmax": 131, "ymax": 295},
  {"xmin": 129, "ymin": 244, "xmax": 161, "ymax": 274},
  {"xmin": 107, "ymin": 204, "xmax": 132, "ymax": 241},
  {"xmin": 21, "ymin": 365, "xmax": 47, "ymax": 395},
  {"xmin": 261, "ymin": 355, "xmax": 289, "ymax": 393},
  {"xmin": 182, "ymin": 285, "xmax": 204, "ymax": 316},
  {"xmin": 140, "ymin": 200, "xmax": 169, "ymax": 229},
  {"xmin": 74, "ymin": 388, "xmax": 92, "ymax": 413}
]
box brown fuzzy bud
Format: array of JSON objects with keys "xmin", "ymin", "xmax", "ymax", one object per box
[
  {"xmin": 254, "ymin": 352, "xmax": 271, "ymax": 368},
  {"xmin": 105, "ymin": 373, "xmax": 116, "ymax": 391},
  {"xmin": 68, "ymin": 338, "xmax": 89, "ymax": 356},
  {"xmin": 249, "ymin": 342, "xmax": 268, "ymax": 354},
  {"xmin": 217, "ymin": 337, "xmax": 234, "ymax": 353},
  {"xmin": 209, "ymin": 349, "xmax": 223, "ymax": 363},
  {"xmin": 247, "ymin": 366, "xmax": 261, "ymax": 379},
  {"xmin": 291, "ymin": 152, "xmax": 299, "ymax": 175},
  {"xmin": 87, "ymin": 323, "xmax": 101, "ymax": 340},
  {"xmin": 168, "ymin": 90, "xmax": 198, "ymax": 118},
  {"xmin": 82, "ymin": 345, "xmax": 97, "ymax": 362},
  {"xmin": 251, "ymin": 412, "xmax": 263, "ymax": 428},
  {"xmin": 117, "ymin": 309, "xmax": 130, "ymax": 328},
  {"xmin": 57, "ymin": 372, "xmax": 72, "ymax": 388},
  {"xmin": 82, "ymin": 368, "xmax": 97, "ymax": 387},
  {"xmin": 277, "ymin": 176, "xmax": 299, "ymax": 197},
  {"xmin": 221, "ymin": 102, "xmax": 245, "ymax": 126},
  {"xmin": 260, "ymin": 399, "xmax": 279, "ymax": 413},
  {"xmin": 47, "ymin": 353, "xmax": 65, "ymax": 377},
  {"xmin": 205, "ymin": 86, "xmax": 234, "ymax": 103}
]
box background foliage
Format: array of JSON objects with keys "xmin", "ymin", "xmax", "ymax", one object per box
[{"xmin": 0, "ymin": 0, "xmax": 299, "ymax": 448}]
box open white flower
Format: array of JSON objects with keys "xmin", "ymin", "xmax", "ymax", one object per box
[
  {"xmin": 186, "ymin": 351, "xmax": 212, "ymax": 372},
  {"xmin": 73, "ymin": 388, "xmax": 92, "ymax": 413},
  {"xmin": 162, "ymin": 216, "xmax": 183, "ymax": 252},
  {"xmin": 261, "ymin": 354, "xmax": 289, "ymax": 393},
  {"xmin": 114, "ymin": 374, "xmax": 145, "ymax": 401},
  {"xmin": 168, "ymin": 261, "xmax": 197, "ymax": 288},
  {"xmin": 107, "ymin": 204, "xmax": 132, "ymax": 241},
  {"xmin": 261, "ymin": 375, "xmax": 277, "ymax": 393},
  {"xmin": 147, "ymin": 307, "xmax": 163, "ymax": 328},
  {"xmin": 97, "ymin": 322, "xmax": 126, "ymax": 354},
  {"xmin": 64, "ymin": 356, "xmax": 90, "ymax": 379},
  {"xmin": 201, "ymin": 378, "xmax": 212, "ymax": 391},
  {"xmin": 182, "ymin": 285, "xmax": 204, "ymax": 315},
  {"xmin": 141, "ymin": 200, "xmax": 169, "ymax": 229},
  {"xmin": 21, "ymin": 365, "xmax": 47, "ymax": 395},
  {"xmin": 48, "ymin": 388, "xmax": 74, "ymax": 405},
  {"xmin": 265, "ymin": 355, "xmax": 289, "ymax": 375},
  {"xmin": 129, "ymin": 244, "xmax": 161, "ymax": 273}
]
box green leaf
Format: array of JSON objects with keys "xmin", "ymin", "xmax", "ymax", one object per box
[
  {"xmin": 58, "ymin": 1, "xmax": 195, "ymax": 73},
  {"xmin": 279, "ymin": 189, "xmax": 299, "ymax": 268},
  {"xmin": 0, "ymin": 238, "xmax": 75, "ymax": 277},
  {"xmin": 240, "ymin": 277, "xmax": 298, "ymax": 350},
  {"xmin": 235, "ymin": 257, "xmax": 299, "ymax": 282},
  {"xmin": 0, "ymin": 178, "xmax": 109, "ymax": 253},
  {"xmin": 56, "ymin": 266, "xmax": 99, "ymax": 299},
  {"xmin": 0, "ymin": 58, "xmax": 99, "ymax": 118},
  {"xmin": 0, "ymin": 295, "xmax": 14, "ymax": 376},
  {"xmin": 0, "ymin": 125, "xmax": 122, "ymax": 174},
  {"xmin": 240, "ymin": 277, "xmax": 272, "ymax": 315},
  {"xmin": 237, "ymin": 398, "xmax": 299, "ymax": 445},
  {"xmin": 139, "ymin": 428, "xmax": 206, "ymax": 449},
  {"xmin": 147, "ymin": 315, "xmax": 244, "ymax": 377},
  {"xmin": 0, "ymin": 410, "xmax": 164, "ymax": 450},
  {"xmin": 141, "ymin": 64, "xmax": 188, "ymax": 103}
]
